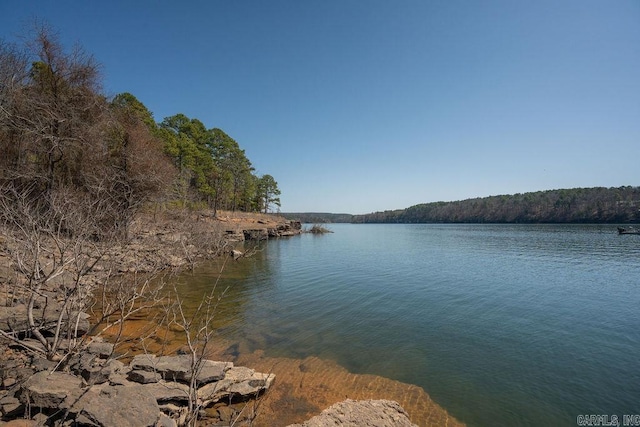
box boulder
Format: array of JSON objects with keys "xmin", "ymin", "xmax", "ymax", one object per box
[
  {"xmin": 130, "ymin": 354, "xmax": 230, "ymax": 385},
  {"xmin": 196, "ymin": 359, "xmax": 232, "ymax": 384},
  {"xmin": 66, "ymin": 311, "xmax": 91, "ymax": 336},
  {"xmin": 140, "ymin": 380, "xmax": 190, "ymax": 404},
  {"xmin": 128, "ymin": 369, "xmax": 161, "ymax": 384},
  {"xmin": 0, "ymin": 304, "xmax": 89, "ymax": 337},
  {"xmin": 31, "ymin": 357, "xmax": 57, "ymax": 373},
  {"xmin": 19, "ymin": 371, "xmax": 84, "ymax": 409},
  {"xmin": 267, "ymin": 228, "xmax": 279, "ymax": 238},
  {"xmin": 243, "ymin": 229, "xmax": 269, "ymax": 241},
  {"xmin": 86, "ymin": 340, "xmax": 115, "ymax": 359},
  {"xmin": 225, "ymin": 230, "xmax": 245, "ymax": 242},
  {"xmin": 198, "ymin": 366, "xmax": 274, "ymax": 405},
  {"xmin": 72, "ymin": 384, "xmax": 160, "ymax": 427},
  {"xmin": 0, "ymin": 395, "xmax": 22, "ymax": 417},
  {"xmin": 157, "ymin": 412, "xmax": 178, "ymax": 427},
  {"xmin": 69, "ymin": 352, "xmax": 125, "ymax": 385},
  {"xmin": 287, "ymin": 399, "xmax": 418, "ymax": 427}
]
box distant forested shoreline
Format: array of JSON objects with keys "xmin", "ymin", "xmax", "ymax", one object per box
[{"xmin": 284, "ymin": 187, "xmax": 640, "ymax": 224}]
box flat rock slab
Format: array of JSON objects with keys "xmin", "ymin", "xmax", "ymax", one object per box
[
  {"xmin": 72, "ymin": 384, "xmax": 160, "ymax": 427},
  {"xmin": 20, "ymin": 371, "xmax": 84, "ymax": 409},
  {"xmin": 141, "ymin": 380, "xmax": 191, "ymax": 404},
  {"xmin": 86, "ymin": 341, "xmax": 115, "ymax": 358},
  {"xmin": 128, "ymin": 369, "xmax": 162, "ymax": 384},
  {"xmin": 0, "ymin": 304, "xmax": 88, "ymax": 336},
  {"xmin": 287, "ymin": 399, "xmax": 418, "ymax": 427},
  {"xmin": 198, "ymin": 366, "xmax": 275, "ymax": 405},
  {"xmin": 130, "ymin": 354, "xmax": 231, "ymax": 385}
]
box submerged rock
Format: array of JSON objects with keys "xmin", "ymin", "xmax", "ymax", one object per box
[
  {"xmin": 198, "ymin": 366, "xmax": 275, "ymax": 405},
  {"xmin": 288, "ymin": 399, "xmax": 418, "ymax": 427}
]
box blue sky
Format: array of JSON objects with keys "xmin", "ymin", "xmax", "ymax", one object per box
[{"xmin": 1, "ymin": 1, "xmax": 638, "ymax": 214}]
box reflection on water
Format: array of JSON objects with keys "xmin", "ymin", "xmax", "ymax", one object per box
[
  {"xmin": 168, "ymin": 224, "xmax": 640, "ymax": 427},
  {"xmin": 162, "ymin": 246, "xmax": 462, "ymax": 426}
]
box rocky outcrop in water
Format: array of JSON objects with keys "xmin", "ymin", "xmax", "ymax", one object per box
[{"xmin": 239, "ymin": 220, "xmax": 302, "ymax": 242}]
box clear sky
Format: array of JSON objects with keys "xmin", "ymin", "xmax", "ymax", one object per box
[{"xmin": 1, "ymin": 1, "xmax": 638, "ymax": 214}]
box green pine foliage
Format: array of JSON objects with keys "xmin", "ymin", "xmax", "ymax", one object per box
[{"xmin": 0, "ymin": 25, "xmax": 281, "ymax": 240}]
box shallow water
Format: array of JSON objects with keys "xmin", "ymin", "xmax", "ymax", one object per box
[{"xmin": 173, "ymin": 224, "xmax": 640, "ymax": 426}]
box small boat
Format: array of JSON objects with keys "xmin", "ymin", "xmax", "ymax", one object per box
[{"xmin": 617, "ymin": 227, "xmax": 640, "ymax": 235}]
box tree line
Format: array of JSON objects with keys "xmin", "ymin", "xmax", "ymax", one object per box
[
  {"xmin": 0, "ymin": 25, "xmax": 281, "ymax": 240},
  {"xmin": 353, "ymin": 187, "xmax": 640, "ymax": 224},
  {"xmin": 280, "ymin": 212, "xmax": 354, "ymax": 224}
]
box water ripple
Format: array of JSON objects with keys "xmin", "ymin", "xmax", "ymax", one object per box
[{"xmin": 175, "ymin": 224, "xmax": 640, "ymax": 427}]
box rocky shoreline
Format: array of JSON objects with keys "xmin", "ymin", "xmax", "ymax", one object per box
[
  {"xmin": 0, "ymin": 210, "xmax": 459, "ymax": 426},
  {"xmin": 1, "ymin": 339, "xmax": 275, "ymax": 426}
]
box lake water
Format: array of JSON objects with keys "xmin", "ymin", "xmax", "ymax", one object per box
[{"xmin": 175, "ymin": 224, "xmax": 640, "ymax": 426}]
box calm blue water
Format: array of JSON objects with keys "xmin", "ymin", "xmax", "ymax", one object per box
[{"xmin": 180, "ymin": 224, "xmax": 640, "ymax": 426}]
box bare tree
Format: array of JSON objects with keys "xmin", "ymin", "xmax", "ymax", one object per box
[
  {"xmin": 165, "ymin": 255, "xmax": 230, "ymax": 426},
  {"xmin": 0, "ymin": 25, "xmax": 103, "ymax": 196},
  {"xmin": 0, "ymin": 182, "xmax": 112, "ymax": 359}
]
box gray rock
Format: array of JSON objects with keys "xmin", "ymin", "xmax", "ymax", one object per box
[
  {"xmin": 72, "ymin": 384, "xmax": 160, "ymax": 427},
  {"xmin": 0, "ymin": 303, "xmax": 60, "ymax": 334},
  {"xmin": 287, "ymin": 399, "xmax": 418, "ymax": 427},
  {"xmin": 140, "ymin": 381, "xmax": 190, "ymax": 404},
  {"xmin": 66, "ymin": 311, "xmax": 91, "ymax": 336},
  {"xmin": 243, "ymin": 229, "xmax": 268, "ymax": 241},
  {"xmin": 107, "ymin": 372, "xmax": 132, "ymax": 386},
  {"xmin": 31, "ymin": 412, "xmax": 49, "ymax": 425},
  {"xmin": 15, "ymin": 338, "xmax": 47, "ymax": 354},
  {"xmin": 75, "ymin": 412, "xmax": 100, "ymax": 426},
  {"xmin": 3, "ymin": 419, "xmax": 38, "ymax": 427},
  {"xmin": 195, "ymin": 360, "xmax": 231, "ymax": 385},
  {"xmin": 46, "ymin": 270, "xmax": 75, "ymax": 288},
  {"xmin": 0, "ymin": 304, "xmax": 89, "ymax": 338},
  {"xmin": 156, "ymin": 412, "xmax": 178, "ymax": 427},
  {"xmin": 231, "ymin": 249, "xmax": 244, "ymax": 260},
  {"xmin": 20, "ymin": 371, "xmax": 84, "ymax": 409},
  {"xmin": 198, "ymin": 366, "xmax": 274, "ymax": 405},
  {"xmin": 31, "ymin": 356, "xmax": 57, "ymax": 372},
  {"xmin": 130, "ymin": 354, "xmax": 182, "ymax": 378},
  {"xmin": 86, "ymin": 341, "xmax": 114, "ymax": 359},
  {"xmin": 0, "ymin": 395, "xmax": 22, "ymax": 417},
  {"xmin": 73, "ymin": 353, "xmax": 122, "ymax": 385},
  {"xmin": 267, "ymin": 228, "xmax": 279, "ymax": 238},
  {"xmin": 158, "ymin": 403, "xmax": 184, "ymax": 418},
  {"xmin": 130, "ymin": 354, "xmax": 230, "ymax": 385},
  {"xmin": 128, "ymin": 369, "xmax": 161, "ymax": 384},
  {"xmin": 97, "ymin": 359, "xmax": 126, "ymax": 385},
  {"xmin": 0, "ymin": 304, "xmax": 27, "ymax": 332},
  {"xmin": 2, "ymin": 377, "xmax": 17, "ymax": 388}
]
